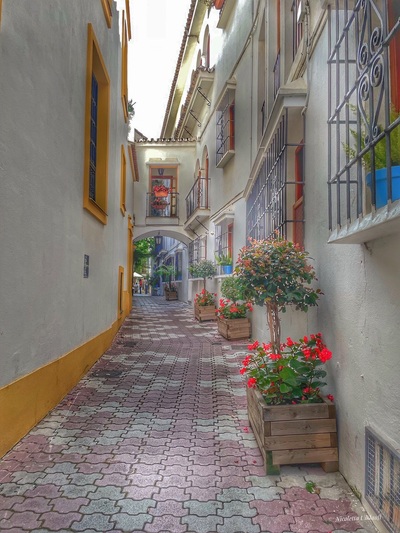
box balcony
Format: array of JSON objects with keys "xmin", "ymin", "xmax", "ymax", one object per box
[
  {"xmin": 184, "ymin": 176, "xmax": 210, "ymax": 230},
  {"xmin": 146, "ymin": 192, "xmax": 179, "ymax": 219}
]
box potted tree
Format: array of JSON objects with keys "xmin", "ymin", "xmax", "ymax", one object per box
[
  {"xmin": 235, "ymin": 235, "xmax": 337, "ymax": 474},
  {"xmin": 155, "ymin": 264, "xmax": 178, "ymax": 300},
  {"xmin": 189, "ymin": 260, "xmax": 217, "ymax": 321},
  {"xmin": 216, "ymin": 277, "xmax": 252, "ymax": 340}
]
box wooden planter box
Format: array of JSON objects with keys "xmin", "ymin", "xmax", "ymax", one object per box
[
  {"xmin": 194, "ymin": 304, "xmax": 216, "ymax": 321},
  {"xmin": 217, "ymin": 317, "xmax": 251, "ymax": 340},
  {"xmin": 165, "ymin": 290, "xmax": 178, "ymax": 301},
  {"xmin": 247, "ymin": 386, "xmax": 338, "ymax": 475}
]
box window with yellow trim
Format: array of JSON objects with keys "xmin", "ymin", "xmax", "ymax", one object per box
[
  {"xmin": 101, "ymin": 0, "xmax": 112, "ymax": 28},
  {"xmin": 121, "ymin": 12, "xmax": 129, "ymax": 122},
  {"xmin": 120, "ymin": 145, "xmax": 127, "ymax": 216},
  {"xmin": 83, "ymin": 24, "xmax": 110, "ymax": 225},
  {"xmin": 118, "ymin": 266, "xmax": 124, "ymax": 317},
  {"xmin": 125, "ymin": 0, "xmax": 132, "ymax": 40}
]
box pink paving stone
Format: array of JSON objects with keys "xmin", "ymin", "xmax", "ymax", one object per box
[
  {"xmin": 81, "ymin": 454, "xmax": 112, "ymax": 464},
  {"xmin": 281, "ymin": 487, "xmax": 320, "ymax": 502},
  {"xmin": 290, "ymin": 514, "xmax": 338, "ymax": 533},
  {"xmin": 129, "ymin": 474, "xmax": 162, "ymax": 487},
  {"xmin": 185, "ymin": 486, "xmax": 221, "ymax": 501},
  {"xmin": 152, "ymin": 487, "xmax": 187, "ymax": 502},
  {"xmin": 249, "ymin": 499, "xmax": 289, "ymax": 516},
  {"xmin": 12, "ymin": 497, "xmax": 52, "ymax": 514},
  {"xmin": 95, "ymin": 473, "xmax": 130, "ymax": 486},
  {"xmin": 253, "ymin": 512, "xmax": 295, "ymax": 533},
  {"xmin": 133, "ymin": 463, "xmax": 163, "ymax": 476},
  {"xmin": 24, "ymin": 485, "xmax": 62, "ymax": 499},
  {"xmin": 323, "ymin": 512, "xmax": 363, "ymax": 531},
  {"xmin": 0, "ymin": 496, "xmax": 24, "ymax": 511},
  {"xmin": 187, "ymin": 475, "xmax": 221, "ymax": 488},
  {"xmin": 156, "ymin": 475, "xmax": 191, "ymax": 488},
  {"xmin": 40, "ymin": 511, "xmax": 82, "ymax": 531},
  {"xmin": 286, "ymin": 499, "xmax": 326, "ymax": 516},
  {"xmin": 3, "ymin": 511, "xmax": 42, "ymax": 530},
  {"xmin": 124, "ymin": 486, "xmax": 159, "ymax": 499},
  {"xmin": 189, "ymin": 464, "xmax": 220, "ymax": 476},
  {"xmin": 51, "ymin": 497, "xmax": 89, "ymax": 513},
  {"xmin": 144, "ymin": 514, "xmax": 187, "ymax": 533}
]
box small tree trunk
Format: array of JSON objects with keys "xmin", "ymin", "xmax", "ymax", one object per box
[
  {"xmin": 203, "ymin": 277, "xmax": 206, "ymax": 291},
  {"xmin": 266, "ymin": 301, "xmax": 281, "ymax": 354}
]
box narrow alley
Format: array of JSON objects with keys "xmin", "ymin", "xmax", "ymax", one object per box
[{"xmin": 0, "ymin": 297, "xmax": 377, "ymax": 533}]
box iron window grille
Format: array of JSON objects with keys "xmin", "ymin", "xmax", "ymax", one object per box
[
  {"xmin": 216, "ymin": 88, "xmax": 235, "ymax": 166},
  {"xmin": 185, "ymin": 176, "xmax": 210, "ymax": 220},
  {"xmin": 328, "ymin": 0, "xmax": 400, "ymax": 232},
  {"xmin": 188, "ymin": 236, "xmax": 207, "ymax": 266},
  {"xmin": 246, "ymin": 110, "xmax": 305, "ymax": 242},
  {"xmin": 366, "ymin": 427, "xmax": 400, "ymax": 533},
  {"xmin": 89, "ymin": 74, "xmax": 98, "ymax": 202}
]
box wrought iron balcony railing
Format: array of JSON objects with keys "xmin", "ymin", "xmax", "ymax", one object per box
[
  {"xmin": 185, "ymin": 177, "xmax": 210, "ymax": 220},
  {"xmin": 147, "ymin": 192, "xmax": 179, "ymax": 218}
]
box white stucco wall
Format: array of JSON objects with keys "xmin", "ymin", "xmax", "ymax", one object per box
[{"xmin": 0, "ymin": 1, "xmax": 133, "ymax": 387}]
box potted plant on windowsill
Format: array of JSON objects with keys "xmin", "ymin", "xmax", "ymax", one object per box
[
  {"xmin": 215, "ymin": 253, "xmax": 233, "ymax": 275},
  {"xmin": 343, "ymin": 107, "xmax": 400, "ymax": 208},
  {"xmin": 151, "ymin": 199, "xmax": 169, "ymax": 210},
  {"xmin": 235, "ymin": 235, "xmax": 337, "ymax": 475}
]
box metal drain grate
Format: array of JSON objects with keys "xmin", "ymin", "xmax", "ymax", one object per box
[
  {"xmin": 366, "ymin": 427, "xmax": 400, "ymax": 532},
  {"xmin": 93, "ymin": 370, "xmax": 124, "ymax": 378},
  {"xmin": 123, "ymin": 341, "xmax": 138, "ymax": 347}
]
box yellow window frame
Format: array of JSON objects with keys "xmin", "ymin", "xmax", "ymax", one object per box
[
  {"xmin": 83, "ymin": 24, "xmax": 110, "ymax": 225},
  {"xmin": 121, "ymin": 12, "xmax": 129, "ymax": 122},
  {"xmin": 120, "ymin": 145, "xmax": 127, "ymax": 216},
  {"xmin": 125, "ymin": 0, "xmax": 132, "ymax": 40},
  {"xmin": 101, "ymin": 0, "xmax": 112, "ymax": 28}
]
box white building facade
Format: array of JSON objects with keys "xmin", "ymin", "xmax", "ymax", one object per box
[{"xmin": 0, "ymin": 0, "xmax": 135, "ymax": 457}]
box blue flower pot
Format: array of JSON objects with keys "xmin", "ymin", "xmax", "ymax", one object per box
[
  {"xmin": 222, "ymin": 265, "xmax": 233, "ymax": 275},
  {"xmin": 366, "ymin": 166, "xmax": 400, "ymax": 209}
]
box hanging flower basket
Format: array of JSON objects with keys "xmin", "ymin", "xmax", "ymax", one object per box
[{"xmin": 153, "ymin": 185, "xmax": 170, "ymax": 197}]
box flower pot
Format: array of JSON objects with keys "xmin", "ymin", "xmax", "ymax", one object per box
[
  {"xmin": 246, "ymin": 386, "xmax": 338, "ymax": 475},
  {"xmin": 366, "ymin": 166, "xmax": 400, "ymax": 208},
  {"xmin": 165, "ymin": 289, "xmax": 178, "ymax": 301},
  {"xmin": 222, "ymin": 265, "xmax": 233, "ymax": 275},
  {"xmin": 154, "ymin": 191, "xmax": 169, "ymax": 198},
  {"xmin": 214, "ymin": 0, "xmax": 224, "ymax": 8},
  {"xmin": 217, "ymin": 317, "xmax": 251, "ymax": 340},
  {"xmin": 194, "ymin": 303, "xmax": 216, "ymax": 322}
]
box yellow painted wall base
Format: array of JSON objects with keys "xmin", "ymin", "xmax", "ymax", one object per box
[{"xmin": 0, "ymin": 310, "xmax": 129, "ymax": 458}]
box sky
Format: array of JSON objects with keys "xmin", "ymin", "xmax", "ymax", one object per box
[{"xmin": 125, "ymin": 0, "xmax": 192, "ymax": 139}]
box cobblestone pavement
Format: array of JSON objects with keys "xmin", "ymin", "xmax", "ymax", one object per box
[{"xmin": 0, "ymin": 296, "xmax": 378, "ymax": 533}]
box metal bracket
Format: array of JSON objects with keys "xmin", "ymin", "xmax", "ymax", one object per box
[
  {"xmin": 189, "ymin": 110, "xmax": 201, "ymax": 127},
  {"xmin": 197, "ymin": 86, "xmax": 211, "ymax": 106}
]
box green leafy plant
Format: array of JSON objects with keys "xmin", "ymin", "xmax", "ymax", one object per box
[
  {"xmin": 343, "ymin": 106, "xmax": 400, "ymax": 172},
  {"xmin": 241, "ymin": 334, "xmax": 333, "ymax": 405},
  {"xmin": 235, "ymin": 235, "xmax": 321, "ymax": 354},
  {"xmin": 214, "ymin": 253, "xmax": 233, "ymax": 266},
  {"xmin": 189, "ymin": 260, "xmax": 217, "ymax": 290},
  {"xmin": 155, "ymin": 264, "xmax": 176, "ymax": 290},
  {"xmin": 220, "ymin": 276, "xmax": 248, "ymax": 303}
]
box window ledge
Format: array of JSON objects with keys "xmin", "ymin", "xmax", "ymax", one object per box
[
  {"xmin": 328, "ymin": 199, "xmax": 400, "ymax": 244},
  {"xmin": 216, "ymin": 150, "xmax": 235, "ymax": 168},
  {"xmin": 215, "ymin": 274, "xmax": 232, "ymax": 280}
]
